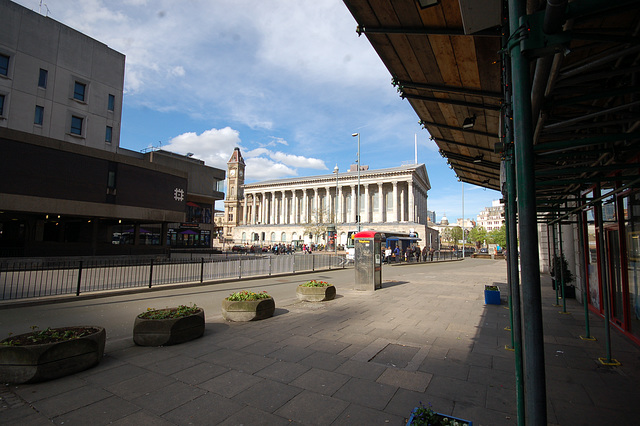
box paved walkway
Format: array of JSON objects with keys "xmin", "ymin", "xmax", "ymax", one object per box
[{"xmin": 1, "ymin": 258, "xmax": 639, "ymax": 425}]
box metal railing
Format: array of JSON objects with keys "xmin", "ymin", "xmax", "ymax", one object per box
[{"xmin": 0, "ymin": 254, "xmax": 349, "ymax": 301}]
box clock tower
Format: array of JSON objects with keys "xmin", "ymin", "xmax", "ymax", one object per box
[{"xmin": 224, "ymin": 147, "xmax": 246, "ymax": 236}]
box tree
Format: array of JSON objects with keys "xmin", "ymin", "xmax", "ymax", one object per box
[
  {"xmin": 487, "ymin": 225, "xmax": 506, "ymax": 248},
  {"xmin": 468, "ymin": 226, "xmax": 487, "ymax": 248},
  {"xmin": 450, "ymin": 226, "xmax": 463, "ymax": 244},
  {"xmin": 440, "ymin": 227, "xmax": 452, "ymax": 243},
  {"xmin": 303, "ymin": 207, "xmax": 330, "ymax": 243}
]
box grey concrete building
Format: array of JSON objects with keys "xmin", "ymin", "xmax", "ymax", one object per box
[{"xmin": 0, "ymin": 0, "xmax": 224, "ymax": 256}]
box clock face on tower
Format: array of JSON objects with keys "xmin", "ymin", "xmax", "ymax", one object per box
[
  {"xmin": 239, "ymin": 170, "xmax": 243, "ymax": 178},
  {"xmin": 229, "ymin": 169, "xmax": 236, "ymax": 177}
]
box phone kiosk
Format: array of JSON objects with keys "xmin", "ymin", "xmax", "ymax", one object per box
[{"xmin": 354, "ymin": 231, "xmax": 383, "ymax": 291}]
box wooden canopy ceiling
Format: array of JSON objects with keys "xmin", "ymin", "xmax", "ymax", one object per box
[{"xmin": 343, "ymin": 0, "xmax": 640, "ymax": 216}]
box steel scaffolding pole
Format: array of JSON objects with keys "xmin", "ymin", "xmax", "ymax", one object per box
[{"xmin": 509, "ymin": 0, "xmax": 547, "ymax": 423}]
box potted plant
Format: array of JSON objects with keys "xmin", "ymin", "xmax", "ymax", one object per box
[
  {"xmin": 551, "ymin": 254, "xmax": 575, "ymax": 298},
  {"xmin": 221, "ymin": 290, "xmax": 275, "ymax": 322},
  {"xmin": 408, "ymin": 402, "xmax": 472, "ymax": 425},
  {"xmin": 484, "ymin": 285, "xmax": 501, "ymax": 305},
  {"xmin": 0, "ymin": 325, "xmax": 106, "ymax": 384},
  {"xmin": 296, "ymin": 279, "xmax": 336, "ymax": 302},
  {"xmin": 133, "ymin": 304, "xmax": 204, "ymax": 347}
]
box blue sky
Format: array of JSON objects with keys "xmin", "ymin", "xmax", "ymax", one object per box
[{"xmin": 14, "ymin": 0, "xmax": 500, "ymax": 221}]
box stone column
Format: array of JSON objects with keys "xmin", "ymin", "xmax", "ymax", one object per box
[
  {"xmin": 261, "ymin": 192, "xmax": 267, "ymax": 224},
  {"xmin": 378, "ymin": 182, "xmax": 384, "ymax": 223},
  {"xmin": 408, "ymin": 181, "xmax": 414, "ymax": 222},
  {"xmin": 302, "ymin": 189, "xmax": 308, "ymax": 223},
  {"xmin": 283, "ymin": 191, "xmax": 288, "ymax": 224},
  {"xmin": 351, "ymin": 185, "xmax": 357, "ymax": 222},
  {"xmin": 400, "ymin": 184, "xmax": 405, "ymax": 222},
  {"xmin": 337, "ymin": 186, "xmax": 342, "ymax": 223},
  {"xmin": 364, "ymin": 183, "xmax": 370, "ymax": 224},
  {"xmin": 251, "ymin": 193, "xmax": 257, "ymax": 224},
  {"xmin": 393, "ymin": 181, "xmax": 398, "ymax": 222},
  {"xmin": 293, "ymin": 190, "xmax": 298, "ymax": 224},
  {"xmin": 313, "ymin": 188, "xmax": 319, "ymax": 222}
]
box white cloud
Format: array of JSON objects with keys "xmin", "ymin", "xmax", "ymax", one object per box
[
  {"xmin": 269, "ymin": 152, "xmax": 326, "ymax": 170},
  {"xmin": 163, "ymin": 127, "xmax": 241, "ymax": 169},
  {"xmin": 163, "ymin": 128, "xmax": 326, "ymax": 180}
]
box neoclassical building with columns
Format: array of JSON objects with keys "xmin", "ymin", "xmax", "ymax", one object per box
[{"xmin": 223, "ymin": 147, "xmax": 437, "ymax": 248}]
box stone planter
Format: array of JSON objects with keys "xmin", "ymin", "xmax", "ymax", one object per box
[
  {"xmin": 0, "ymin": 326, "xmax": 106, "ymax": 384},
  {"xmin": 133, "ymin": 308, "xmax": 205, "ymax": 346},
  {"xmin": 221, "ymin": 298, "xmax": 275, "ymax": 321},
  {"xmin": 296, "ymin": 284, "xmax": 336, "ymax": 302}
]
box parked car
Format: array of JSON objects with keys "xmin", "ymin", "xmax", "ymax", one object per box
[{"xmin": 479, "ymin": 248, "xmax": 488, "ymax": 254}]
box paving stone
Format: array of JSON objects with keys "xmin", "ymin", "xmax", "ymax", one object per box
[
  {"xmin": 332, "ymin": 402, "xmax": 405, "ymax": 425},
  {"xmin": 268, "ymin": 345, "xmax": 315, "ymax": 362},
  {"xmin": 12, "ymin": 375, "xmax": 87, "ymax": 403},
  {"xmin": 51, "ymin": 395, "xmax": 140, "ymax": 425},
  {"xmin": 109, "ymin": 410, "xmax": 176, "ymax": 426},
  {"xmin": 198, "ymin": 369, "xmax": 263, "ymax": 398},
  {"xmin": 426, "ymin": 376, "xmax": 487, "ymax": 407},
  {"xmin": 335, "ymin": 360, "xmax": 386, "ymax": 381},
  {"xmin": 306, "ymin": 338, "xmax": 352, "ymax": 355},
  {"xmin": 254, "ymin": 360, "xmax": 310, "ymax": 383},
  {"xmin": 232, "ymin": 379, "xmax": 302, "ymax": 413},
  {"xmin": 131, "ymin": 380, "xmax": 207, "ymax": 415},
  {"xmin": 274, "ymin": 390, "xmax": 349, "ymax": 426},
  {"xmin": 370, "ymin": 343, "xmax": 420, "ymax": 368},
  {"xmin": 162, "ymin": 393, "xmax": 243, "ymax": 425},
  {"xmin": 218, "ymin": 405, "xmax": 295, "ymax": 426},
  {"xmin": 376, "ymin": 368, "xmax": 432, "ymax": 392},
  {"xmin": 468, "ymin": 365, "xmax": 516, "ymax": 390},
  {"xmin": 240, "ymin": 339, "xmax": 286, "ymax": 356},
  {"xmin": 332, "ymin": 377, "xmax": 397, "ymax": 410},
  {"xmin": 290, "ymin": 368, "xmax": 350, "ymax": 396},
  {"xmin": 29, "ymin": 385, "xmax": 112, "ymax": 418},
  {"xmin": 144, "ymin": 354, "xmax": 203, "ymax": 375},
  {"xmin": 105, "ymin": 371, "xmax": 177, "ymax": 400},
  {"xmin": 83, "ymin": 363, "xmax": 148, "ymax": 387},
  {"xmin": 299, "ymin": 351, "xmax": 349, "ymax": 371},
  {"xmin": 200, "ymin": 348, "xmax": 275, "ymax": 373},
  {"xmin": 418, "ymin": 357, "xmax": 470, "ymax": 380},
  {"xmin": 170, "ymin": 361, "xmax": 229, "ymax": 385},
  {"xmin": 384, "ymin": 388, "xmax": 454, "ymax": 419}
]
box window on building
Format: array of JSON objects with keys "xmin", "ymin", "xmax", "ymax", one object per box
[
  {"xmin": 0, "ymin": 54, "xmax": 8, "ymax": 76},
  {"xmin": 0, "ymin": 94, "xmax": 5, "ymax": 116},
  {"xmin": 108, "ymin": 94, "xmax": 115, "ymax": 111},
  {"xmin": 38, "ymin": 69, "xmax": 48, "ymax": 88},
  {"xmin": 105, "ymin": 126, "xmax": 112, "ymax": 143},
  {"xmin": 73, "ymin": 81, "xmax": 86, "ymax": 101},
  {"xmin": 34, "ymin": 105, "xmax": 44, "ymax": 125},
  {"xmin": 70, "ymin": 115, "xmax": 83, "ymax": 135}
]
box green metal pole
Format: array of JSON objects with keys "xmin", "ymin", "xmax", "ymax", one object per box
[
  {"xmin": 507, "ymin": 151, "xmax": 525, "ymax": 426},
  {"xmin": 577, "ymin": 207, "xmax": 594, "ymax": 340},
  {"xmin": 552, "ymin": 222, "xmax": 559, "ymax": 305},
  {"xmin": 509, "ymin": 0, "xmax": 547, "ymax": 423},
  {"xmin": 501, "ymin": 27, "xmax": 525, "ymax": 421},
  {"xmin": 596, "ymin": 198, "xmax": 613, "ymax": 363},
  {"xmin": 558, "ymin": 218, "xmax": 567, "ymax": 313}
]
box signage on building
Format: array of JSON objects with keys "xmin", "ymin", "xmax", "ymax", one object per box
[{"xmin": 180, "ymin": 223, "xmax": 200, "ymax": 229}]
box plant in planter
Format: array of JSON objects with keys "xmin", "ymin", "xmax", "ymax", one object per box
[
  {"xmin": 408, "ymin": 402, "xmax": 472, "ymax": 426},
  {"xmin": 296, "ymin": 280, "xmax": 336, "ymax": 302},
  {"xmin": 221, "ymin": 290, "xmax": 275, "ymax": 322},
  {"xmin": 484, "ymin": 285, "xmax": 501, "ymax": 305},
  {"xmin": 133, "ymin": 304, "xmax": 204, "ymax": 347},
  {"xmin": 551, "ymin": 254, "xmax": 576, "ymax": 298},
  {"xmin": 0, "ymin": 325, "xmax": 106, "ymax": 384}
]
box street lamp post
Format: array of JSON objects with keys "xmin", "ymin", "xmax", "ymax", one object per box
[
  {"xmin": 352, "ymin": 133, "xmax": 360, "ymax": 231},
  {"xmin": 334, "ymin": 164, "xmax": 339, "ymax": 255}
]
